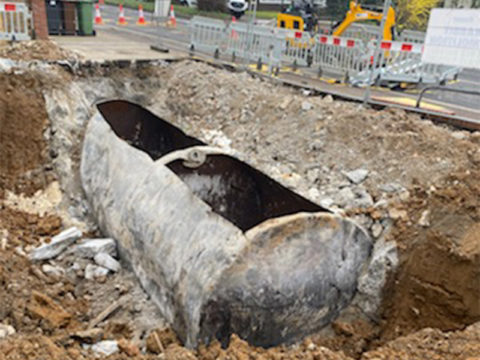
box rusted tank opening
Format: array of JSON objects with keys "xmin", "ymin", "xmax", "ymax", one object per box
[
  {"xmin": 97, "ymin": 100, "xmax": 328, "ymax": 231},
  {"xmin": 97, "ymin": 100, "xmax": 204, "ymax": 159}
]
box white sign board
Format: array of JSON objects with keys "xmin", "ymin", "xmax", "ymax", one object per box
[
  {"xmin": 154, "ymin": 0, "xmax": 171, "ymax": 18},
  {"xmin": 422, "ymin": 9, "xmax": 480, "ymax": 69}
]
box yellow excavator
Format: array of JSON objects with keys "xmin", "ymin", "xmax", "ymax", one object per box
[
  {"xmin": 331, "ymin": 1, "xmax": 396, "ymax": 40},
  {"xmin": 277, "ymin": 0, "xmax": 319, "ymax": 33},
  {"xmin": 278, "ymin": 1, "xmax": 396, "ymax": 41}
]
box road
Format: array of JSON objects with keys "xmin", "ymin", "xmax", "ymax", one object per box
[{"xmin": 89, "ymin": 4, "xmax": 480, "ymax": 119}]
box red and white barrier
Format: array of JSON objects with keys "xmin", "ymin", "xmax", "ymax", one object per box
[
  {"xmin": 318, "ymin": 35, "xmax": 358, "ymax": 48},
  {"xmin": 379, "ymin": 41, "xmax": 423, "ymax": 54}
]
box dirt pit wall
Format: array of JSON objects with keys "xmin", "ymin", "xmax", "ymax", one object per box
[{"xmin": 0, "ymin": 52, "xmax": 479, "ymax": 359}]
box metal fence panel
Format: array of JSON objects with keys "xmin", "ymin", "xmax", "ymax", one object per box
[
  {"xmin": 188, "ymin": 20, "xmax": 459, "ymax": 86},
  {"xmin": 0, "ymin": 2, "xmax": 31, "ymax": 41}
]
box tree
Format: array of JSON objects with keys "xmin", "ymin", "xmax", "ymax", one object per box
[
  {"xmin": 394, "ymin": 0, "xmax": 441, "ymax": 31},
  {"xmin": 326, "ymin": 0, "xmax": 350, "ymax": 20}
]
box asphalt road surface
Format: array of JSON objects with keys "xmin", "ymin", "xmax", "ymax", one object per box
[{"xmin": 95, "ymin": 4, "xmax": 480, "ymax": 118}]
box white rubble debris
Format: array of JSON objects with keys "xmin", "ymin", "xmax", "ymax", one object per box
[
  {"xmin": 94, "ymin": 253, "xmax": 121, "ymax": 272},
  {"xmin": 301, "ymin": 101, "xmax": 313, "ymax": 111},
  {"xmin": 379, "ymin": 183, "xmax": 405, "ymax": 193},
  {"xmin": 41, "ymin": 264, "xmax": 65, "ymax": 277},
  {"xmin": 1, "ymin": 229, "xmax": 7, "ymax": 251},
  {"xmin": 201, "ymin": 129, "xmax": 232, "ymax": 150},
  {"xmin": 90, "ymin": 340, "xmax": 119, "ymax": 356},
  {"xmin": 418, "ymin": 209, "xmax": 430, "ymax": 227},
  {"xmin": 345, "ymin": 168, "xmax": 369, "ymax": 184},
  {"xmin": 75, "ymin": 238, "xmax": 116, "ymax": 258},
  {"xmin": 0, "ymin": 324, "xmax": 16, "ymax": 339},
  {"xmin": 84, "ymin": 263, "xmax": 110, "ymax": 280},
  {"xmin": 354, "ymin": 238, "xmax": 399, "ymax": 318},
  {"xmin": 30, "ymin": 227, "xmax": 82, "ymax": 261},
  {"xmin": 371, "ymin": 222, "xmax": 383, "ymax": 238}
]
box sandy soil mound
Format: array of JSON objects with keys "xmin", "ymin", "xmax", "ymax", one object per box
[{"xmin": 0, "ymin": 40, "xmax": 81, "ymax": 61}]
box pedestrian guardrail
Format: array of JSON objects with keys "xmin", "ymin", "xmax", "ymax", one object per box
[
  {"xmin": 226, "ymin": 21, "xmax": 283, "ymax": 69},
  {"xmin": 312, "ymin": 35, "xmax": 368, "ymax": 77},
  {"xmin": 189, "ymin": 17, "xmax": 460, "ymax": 87},
  {"xmin": 350, "ymin": 40, "xmax": 460, "ymax": 86},
  {"xmin": 190, "ymin": 16, "xmax": 227, "ymax": 56},
  {"xmin": 0, "ymin": 2, "xmax": 31, "ymax": 41}
]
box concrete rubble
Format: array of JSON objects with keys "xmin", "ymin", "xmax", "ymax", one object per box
[
  {"xmin": 0, "ymin": 324, "xmax": 16, "ymax": 339},
  {"xmin": 94, "ymin": 253, "xmax": 121, "ymax": 272},
  {"xmin": 30, "ymin": 227, "xmax": 82, "ymax": 261},
  {"xmin": 345, "ymin": 168, "xmax": 369, "ymax": 184},
  {"xmin": 84, "ymin": 263, "xmax": 110, "ymax": 280},
  {"xmin": 89, "ymin": 340, "xmax": 119, "ymax": 356},
  {"xmin": 75, "ymin": 238, "xmax": 117, "ymax": 258}
]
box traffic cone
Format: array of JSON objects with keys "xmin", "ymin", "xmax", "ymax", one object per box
[
  {"xmin": 94, "ymin": 4, "xmax": 103, "ymax": 25},
  {"xmin": 231, "ymin": 16, "xmax": 238, "ymax": 39},
  {"xmin": 117, "ymin": 4, "xmax": 127, "ymax": 25},
  {"xmin": 137, "ymin": 4, "xmax": 146, "ymax": 25},
  {"xmin": 167, "ymin": 5, "xmax": 176, "ymax": 28}
]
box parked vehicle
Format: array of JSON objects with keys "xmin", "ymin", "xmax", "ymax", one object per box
[
  {"xmin": 227, "ymin": 0, "xmax": 248, "ymax": 19},
  {"xmin": 180, "ymin": 0, "xmax": 198, "ymax": 8}
]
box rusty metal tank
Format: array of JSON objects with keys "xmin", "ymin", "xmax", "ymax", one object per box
[{"xmin": 80, "ymin": 100, "xmax": 372, "ymax": 348}]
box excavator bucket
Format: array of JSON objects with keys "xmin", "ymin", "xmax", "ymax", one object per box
[{"xmin": 81, "ymin": 100, "xmax": 372, "ymax": 348}]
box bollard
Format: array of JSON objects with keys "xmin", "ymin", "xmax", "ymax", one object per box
[
  {"xmin": 214, "ymin": 48, "xmax": 220, "ymax": 59},
  {"xmin": 256, "ymin": 58, "xmax": 262, "ymax": 71},
  {"xmin": 292, "ymin": 60, "xmax": 298, "ymax": 71},
  {"xmin": 306, "ymin": 50, "xmax": 313, "ymax": 68},
  {"xmin": 317, "ymin": 66, "xmax": 323, "ymax": 78},
  {"xmin": 232, "ymin": 51, "xmax": 236, "ymax": 63},
  {"xmin": 189, "ymin": 44, "xmax": 195, "ymax": 57}
]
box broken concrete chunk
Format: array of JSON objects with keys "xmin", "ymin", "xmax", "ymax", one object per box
[
  {"xmin": 0, "ymin": 324, "xmax": 16, "ymax": 339},
  {"xmin": 371, "ymin": 222, "xmax": 383, "ymax": 238},
  {"xmin": 379, "ymin": 182, "xmax": 405, "ymax": 193},
  {"xmin": 418, "ymin": 209, "xmax": 430, "ymax": 227},
  {"xmin": 388, "ymin": 208, "xmax": 409, "ymax": 221},
  {"xmin": 301, "ymin": 101, "xmax": 313, "ymax": 111},
  {"xmin": 41, "ymin": 264, "xmax": 65, "ymax": 278},
  {"xmin": 345, "ymin": 168, "xmax": 369, "ymax": 184},
  {"xmin": 84, "ymin": 264, "xmax": 110, "ymax": 280},
  {"xmin": 75, "ymin": 238, "xmax": 116, "ymax": 259},
  {"xmin": 72, "ymin": 328, "xmax": 104, "ymax": 344},
  {"xmin": 90, "ymin": 340, "xmax": 119, "ymax": 356},
  {"xmin": 94, "ymin": 253, "xmax": 121, "ymax": 272},
  {"xmin": 354, "ymin": 239, "xmax": 398, "ymax": 318},
  {"xmin": 30, "ymin": 227, "xmax": 82, "ymax": 261}
]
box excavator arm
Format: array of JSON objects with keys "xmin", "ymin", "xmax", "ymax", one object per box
[{"xmin": 332, "ymin": 1, "xmax": 396, "ymax": 41}]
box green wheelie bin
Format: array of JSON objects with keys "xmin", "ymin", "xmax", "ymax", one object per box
[{"xmin": 76, "ymin": 0, "xmax": 94, "ymax": 35}]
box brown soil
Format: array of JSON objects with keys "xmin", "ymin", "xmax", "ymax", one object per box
[
  {"xmin": 0, "ymin": 40, "xmax": 81, "ymax": 61},
  {"xmin": 379, "ymin": 170, "xmax": 480, "ymax": 341},
  {"xmin": 0, "ymin": 72, "xmax": 53, "ymax": 198}
]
